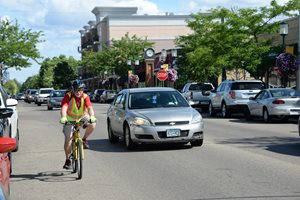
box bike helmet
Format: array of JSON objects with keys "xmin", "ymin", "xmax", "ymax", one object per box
[{"xmin": 72, "ymin": 80, "xmax": 85, "ymax": 91}]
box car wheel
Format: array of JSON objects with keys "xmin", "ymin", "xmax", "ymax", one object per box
[
  {"xmin": 8, "ymin": 152, "xmax": 12, "ymax": 174},
  {"xmin": 263, "ymin": 108, "xmax": 271, "ymax": 123},
  {"xmin": 47, "ymin": 105, "xmax": 53, "ymax": 110},
  {"xmin": 124, "ymin": 124, "xmax": 135, "ymax": 150},
  {"xmin": 190, "ymin": 139, "xmax": 203, "ymax": 147},
  {"xmin": 208, "ymin": 102, "xmax": 215, "ymax": 117},
  {"xmin": 245, "ymin": 107, "xmax": 252, "ymax": 120},
  {"xmin": 13, "ymin": 128, "xmax": 19, "ymax": 152},
  {"xmin": 221, "ymin": 103, "xmax": 230, "ymax": 118},
  {"xmin": 38, "ymin": 103, "xmax": 41, "ymax": 106},
  {"xmin": 107, "ymin": 121, "xmax": 119, "ymax": 143}
]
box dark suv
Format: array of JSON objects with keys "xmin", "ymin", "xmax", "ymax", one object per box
[{"xmin": 209, "ymin": 80, "xmax": 265, "ymax": 117}]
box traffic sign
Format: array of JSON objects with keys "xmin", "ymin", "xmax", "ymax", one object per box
[{"xmin": 157, "ymin": 70, "xmax": 168, "ymax": 81}]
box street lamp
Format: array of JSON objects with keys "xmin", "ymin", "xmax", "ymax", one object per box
[{"xmin": 279, "ymin": 21, "xmax": 289, "ymax": 50}]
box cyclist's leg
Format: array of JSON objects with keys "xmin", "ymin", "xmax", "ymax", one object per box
[
  {"xmin": 63, "ymin": 124, "xmax": 73, "ymax": 159},
  {"xmin": 82, "ymin": 122, "xmax": 96, "ymax": 140}
]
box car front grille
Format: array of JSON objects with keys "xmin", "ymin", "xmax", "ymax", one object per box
[
  {"xmin": 157, "ymin": 130, "xmax": 189, "ymax": 138},
  {"xmin": 154, "ymin": 121, "xmax": 189, "ymax": 126}
]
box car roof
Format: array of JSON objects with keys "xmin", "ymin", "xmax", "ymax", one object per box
[
  {"xmin": 223, "ymin": 80, "xmax": 263, "ymax": 83},
  {"xmin": 124, "ymin": 87, "xmax": 177, "ymax": 93}
]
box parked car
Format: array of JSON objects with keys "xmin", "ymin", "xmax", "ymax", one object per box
[
  {"xmin": 0, "ymin": 86, "xmax": 19, "ymax": 153},
  {"xmin": 99, "ymin": 90, "xmax": 117, "ymax": 103},
  {"xmin": 47, "ymin": 89, "xmax": 66, "ymax": 110},
  {"xmin": 16, "ymin": 93, "xmax": 25, "ymax": 100},
  {"xmin": 209, "ymin": 80, "xmax": 266, "ymax": 117},
  {"xmin": 0, "ymin": 106, "xmax": 17, "ymax": 199},
  {"xmin": 35, "ymin": 88, "xmax": 54, "ymax": 106},
  {"xmin": 0, "ymin": 136, "xmax": 16, "ymax": 199},
  {"xmin": 92, "ymin": 89, "xmax": 106, "ymax": 102},
  {"xmin": 24, "ymin": 89, "xmax": 38, "ymax": 103},
  {"xmin": 107, "ymin": 87, "xmax": 204, "ymax": 150},
  {"xmin": 246, "ymin": 88, "xmax": 300, "ymax": 122},
  {"xmin": 181, "ymin": 82, "xmax": 214, "ymax": 110}
]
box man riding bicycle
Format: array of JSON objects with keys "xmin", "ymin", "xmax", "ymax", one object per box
[{"xmin": 60, "ymin": 80, "xmax": 97, "ymax": 169}]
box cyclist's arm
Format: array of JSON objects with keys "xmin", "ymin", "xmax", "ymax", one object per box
[
  {"xmin": 85, "ymin": 96, "xmax": 95, "ymax": 117},
  {"xmin": 61, "ymin": 95, "xmax": 70, "ymax": 118}
]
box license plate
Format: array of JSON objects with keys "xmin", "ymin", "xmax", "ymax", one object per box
[
  {"xmin": 200, "ymin": 101, "xmax": 209, "ymax": 105},
  {"xmin": 166, "ymin": 129, "xmax": 180, "ymax": 137}
]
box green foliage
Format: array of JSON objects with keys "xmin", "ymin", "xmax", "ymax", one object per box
[
  {"xmin": 52, "ymin": 56, "xmax": 78, "ymax": 89},
  {"xmin": 0, "ymin": 19, "xmax": 43, "ymax": 70},
  {"xmin": 21, "ymin": 75, "xmax": 39, "ymax": 90},
  {"xmin": 3, "ymin": 79, "xmax": 21, "ymax": 95},
  {"xmin": 176, "ymin": 0, "xmax": 299, "ymax": 82},
  {"xmin": 81, "ymin": 33, "xmax": 154, "ymax": 78}
]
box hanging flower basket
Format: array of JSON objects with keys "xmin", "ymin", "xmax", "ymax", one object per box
[
  {"xmin": 129, "ymin": 74, "xmax": 139, "ymax": 85},
  {"xmin": 275, "ymin": 52, "xmax": 299, "ymax": 77},
  {"xmin": 167, "ymin": 68, "xmax": 178, "ymax": 82}
]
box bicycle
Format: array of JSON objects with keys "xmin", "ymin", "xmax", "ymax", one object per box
[{"xmin": 65, "ymin": 116, "xmax": 89, "ymax": 180}]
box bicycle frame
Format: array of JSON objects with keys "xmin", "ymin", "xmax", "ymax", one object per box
[{"xmin": 71, "ymin": 122, "xmax": 84, "ymax": 161}]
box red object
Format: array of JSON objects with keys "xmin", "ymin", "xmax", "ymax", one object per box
[
  {"xmin": 272, "ymin": 99, "xmax": 285, "ymax": 104},
  {"xmin": 157, "ymin": 70, "xmax": 168, "ymax": 81},
  {"xmin": 229, "ymin": 91, "xmax": 236, "ymax": 99},
  {"xmin": 0, "ymin": 137, "xmax": 16, "ymax": 195},
  {"xmin": 61, "ymin": 93, "xmax": 92, "ymax": 108}
]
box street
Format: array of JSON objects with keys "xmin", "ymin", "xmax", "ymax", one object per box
[{"xmin": 10, "ymin": 101, "xmax": 300, "ymax": 200}]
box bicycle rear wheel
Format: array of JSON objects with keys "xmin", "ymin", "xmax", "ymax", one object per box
[{"xmin": 76, "ymin": 140, "xmax": 83, "ymax": 180}]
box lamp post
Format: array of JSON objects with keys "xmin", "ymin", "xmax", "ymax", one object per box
[
  {"xmin": 279, "ymin": 21, "xmax": 288, "ymax": 51},
  {"xmin": 279, "ymin": 21, "xmax": 289, "ymax": 87}
]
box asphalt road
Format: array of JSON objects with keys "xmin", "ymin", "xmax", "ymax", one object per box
[{"xmin": 10, "ymin": 101, "xmax": 300, "ymax": 200}]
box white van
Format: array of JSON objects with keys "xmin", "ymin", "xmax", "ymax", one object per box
[{"xmin": 36, "ymin": 88, "xmax": 54, "ymax": 106}]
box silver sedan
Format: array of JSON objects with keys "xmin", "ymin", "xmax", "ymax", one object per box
[
  {"xmin": 107, "ymin": 87, "xmax": 204, "ymax": 149},
  {"xmin": 246, "ymin": 88, "xmax": 300, "ymax": 122}
]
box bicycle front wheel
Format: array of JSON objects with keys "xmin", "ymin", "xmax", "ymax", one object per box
[
  {"xmin": 76, "ymin": 140, "xmax": 83, "ymax": 180},
  {"xmin": 71, "ymin": 142, "xmax": 77, "ymax": 173}
]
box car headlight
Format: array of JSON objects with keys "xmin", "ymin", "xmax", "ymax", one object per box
[
  {"xmin": 132, "ymin": 117, "xmax": 151, "ymax": 126},
  {"xmin": 191, "ymin": 113, "xmax": 202, "ymax": 124}
]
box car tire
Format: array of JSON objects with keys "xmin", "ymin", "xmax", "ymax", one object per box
[
  {"xmin": 190, "ymin": 139, "xmax": 203, "ymax": 147},
  {"xmin": 107, "ymin": 121, "xmax": 119, "ymax": 143},
  {"xmin": 208, "ymin": 102, "xmax": 216, "ymax": 117},
  {"xmin": 47, "ymin": 105, "xmax": 53, "ymax": 110},
  {"xmin": 13, "ymin": 128, "xmax": 19, "ymax": 152},
  {"xmin": 124, "ymin": 124, "xmax": 135, "ymax": 150},
  {"xmin": 38, "ymin": 103, "xmax": 41, "ymax": 106},
  {"xmin": 245, "ymin": 107, "xmax": 252, "ymax": 120},
  {"xmin": 8, "ymin": 152, "xmax": 12, "ymax": 174},
  {"xmin": 263, "ymin": 108, "xmax": 271, "ymax": 123},
  {"xmin": 221, "ymin": 103, "xmax": 231, "ymax": 118}
]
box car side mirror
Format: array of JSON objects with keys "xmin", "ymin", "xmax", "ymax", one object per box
[
  {"xmin": 7, "ymin": 98, "xmax": 18, "ymax": 107},
  {"xmin": 0, "ymin": 108, "xmax": 14, "ymax": 118}
]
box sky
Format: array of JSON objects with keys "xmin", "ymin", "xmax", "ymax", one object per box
[{"xmin": 0, "ymin": 0, "xmax": 290, "ymax": 83}]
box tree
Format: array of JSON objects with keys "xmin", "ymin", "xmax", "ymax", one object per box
[
  {"xmin": 21, "ymin": 75, "xmax": 40, "ymax": 90},
  {"xmin": 0, "ymin": 19, "xmax": 43, "ymax": 82},
  {"xmin": 81, "ymin": 33, "xmax": 154, "ymax": 80},
  {"xmin": 3, "ymin": 79, "xmax": 20, "ymax": 95},
  {"xmin": 111, "ymin": 33, "xmax": 154, "ymax": 77},
  {"xmin": 176, "ymin": 0, "xmax": 299, "ymax": 83},
  {"xmin": 53, "ymin": 56, "xmax": 78, "ymax": 89}
]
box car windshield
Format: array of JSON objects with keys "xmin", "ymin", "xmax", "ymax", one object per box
[
  {"xmin": 30, "ymin": 90, "xmax": 37, "ymax": 94},
  {"xmin": 189, "ymin": 83, "xmax": 213, "ymax": 91},
  {"xmin": 129, "ymin": 91, "xmax": 189, "ymax": 109},
  {"xmin": 270, "ymin": 89, "xmax": 300, "ymax": 97},
  {"xmin": 52, "ymin": 91, "xmax": 65, "ymax": 97},
  {"xmin": 231, "ymin": 82, "xmax": 265, "ymax": 90},
  {"xmin": 40, "ymin": 90, "xmax": 53, "ymax": 94}
]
